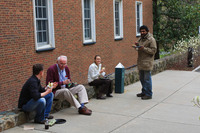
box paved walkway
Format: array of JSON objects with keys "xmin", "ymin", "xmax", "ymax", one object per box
[{"xmin": 3, "ymin": 70, "xmax": 200, "ymax": 133}]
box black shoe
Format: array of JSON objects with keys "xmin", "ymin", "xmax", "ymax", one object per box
[
  {"xmin": 96, "ymin": 93, "xmax": 106, "ymax": 100},
  {"xmin": 96, "ymin": 96, "xmax": 106, "ymax": 99},
  {"xmin": 141, "ymin": 95, "xmax": 152, "ymax": 100},
  {"xmin": 136, "ymin": 93, "xmax": 145, "ymax": 97},
  {"xmin": 34, "ymin": 119, "xmax": 46, "ymax": 124},
  {"xmin": 46, "ymin": 115, "xmax": 54, "ymax": 119},
  {"xmin": 106, "ymin": 94, "xmax": 113, "ymax": 97}
]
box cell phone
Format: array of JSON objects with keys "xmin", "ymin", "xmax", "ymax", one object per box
[{"xmin": 132, "ymin": 45, "xmax": 141, "ymax": 48}]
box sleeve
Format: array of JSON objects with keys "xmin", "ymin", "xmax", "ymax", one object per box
[
  {"xmin": 89, "ymin": 65, "xmax": 100, "ymax": 79},
  {"xmin": 143, "ymin": 38, "xmax": 157, "ymax": 55},
  {"xmin": 46, "ymin": 67, "xmax": 63, "ymax": 88},
  {"xmin": 29, "ymin": 81, "xmax": 42, "ymax": 100}
]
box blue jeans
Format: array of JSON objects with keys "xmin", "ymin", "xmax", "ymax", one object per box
[
  {"xmin": 139, "ymin": 70, "xmax": 152, "ymax": 96},
  {"xmin": 22, "ymin": 92, "xmax": 54, "ymax": 122}
]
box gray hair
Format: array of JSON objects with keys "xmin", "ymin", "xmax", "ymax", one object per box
[{"xmin": 57, "ymin": 55, "xmax": 67, "ymax": 63}]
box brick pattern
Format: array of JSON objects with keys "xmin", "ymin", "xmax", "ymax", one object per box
[{"xmin": 0, "ymin": 0, "xmax": 153, "ymax": 111}]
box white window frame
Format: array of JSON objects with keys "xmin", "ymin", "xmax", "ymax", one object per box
[
  {"xmin": 135, "ymin": 1, "xmax": 143, "ymax": 36},
  {"xmin": 114, "ymin": 0, "xmax": 123, "ymax": 40},
  {"xmin": 33, "ymin": 0, "xmax": 55, "ymax": 51},
  {"xmin": 82, "ymin": 0, "xmax": 96, "ymax": 44}
]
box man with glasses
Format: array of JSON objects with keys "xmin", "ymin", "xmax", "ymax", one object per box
[{"xmin": 46, "ymin": 55, "xmax": 92, "ymax": 115}]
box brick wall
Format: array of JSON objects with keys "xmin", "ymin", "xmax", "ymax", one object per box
[{"xmin": 0, "ymin": 0, "xmax": 153, "ymax": 111}]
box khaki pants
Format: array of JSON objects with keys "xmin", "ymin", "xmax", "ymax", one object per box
[{"xmin": 55, "ymin": 85, "xmax": 89, "ymax": 109}]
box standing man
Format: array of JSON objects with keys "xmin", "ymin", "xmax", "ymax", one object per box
[
  {"xmin": 46, "ymin": 55, "xmax": 92, "ymax": 115},
  {"xmin": 18, "ymin": 64, "xmax": 57, "ymax": 124},
  {"xmin": 133, "ymin": 25, "xmax": 157, "ymax": 100}
]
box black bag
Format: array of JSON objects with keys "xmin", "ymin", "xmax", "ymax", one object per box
[{"xmin": 67, "ymin": 82, "xmax": 78, "ymax": 88}]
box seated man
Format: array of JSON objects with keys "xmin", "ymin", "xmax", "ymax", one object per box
[
  {"xmin": 18, "ymin": 64, "xmax": 58, "ymax": 124},
  {"xmin": 46, "ymin": 55, "xmax": 92, "ymax": 115}
]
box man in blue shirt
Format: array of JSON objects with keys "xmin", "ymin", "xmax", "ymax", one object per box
[{"xmin": 18, "ymin": 64, "xmax": 57, "ymax": 124}]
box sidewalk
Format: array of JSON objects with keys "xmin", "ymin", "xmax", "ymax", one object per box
[{"xmin": 3, "ymin": 70, "xmax": 200, "ymax": 133}]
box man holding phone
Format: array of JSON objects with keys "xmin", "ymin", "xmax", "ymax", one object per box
[{"xmin": 133, "ymin": 25, "xmax": 157, "ymax": 100}]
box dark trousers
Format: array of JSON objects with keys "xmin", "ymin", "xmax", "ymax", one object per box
[{"xmin": 89, "ymin": 79, "xmax": 113, "ymax": 95}]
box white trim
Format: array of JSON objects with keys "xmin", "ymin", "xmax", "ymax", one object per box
[
  {"xmin": 135, "ymin": 1, "xmax": 143, "ymax": 36},
  {"xmin": 33, "ymin": 0, "xmax": 55, "ymax": 51},
  {"xmin": 114, "ymin": 0, "xmax": 123, "ymax": 39},
  {"xmin": 82, "ymin": 0, "xmax": 96, "ymax": 44}
]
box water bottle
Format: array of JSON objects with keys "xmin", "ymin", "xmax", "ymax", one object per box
[{"xmin": 45, "ymin": 118, "xmax": 49, "ymax": 129}]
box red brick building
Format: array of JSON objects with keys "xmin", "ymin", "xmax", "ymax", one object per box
[{"xmin": 0, "ymin": 0, "xmax": 153, "ymax": 111}]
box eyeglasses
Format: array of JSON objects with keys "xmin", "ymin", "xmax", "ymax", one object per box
[{"xmin": 59, "ymin": 63, "xmax": 66, "ymax": 66}]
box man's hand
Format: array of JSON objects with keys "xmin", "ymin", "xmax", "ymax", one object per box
[
  {"xmin": 41, "ymin": 87, "xmax": 52, "ymax": 97},
  {"xmin": 135, "ymin": 42, "xmax": 139, "ymax": 46},
  {"xmin": 138, "ymin": 46, "xmax": 144, "ymax": 50},
  {"xmin": 46, "ymin": 87, "xmax": 53, "ymax": 94},
  {"xmin": 63, "ymin": 79, "xmax": 71, "ymax": 85}
]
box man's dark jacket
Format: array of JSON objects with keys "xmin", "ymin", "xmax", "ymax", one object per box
[{"xmin": 18, "ymin": 75, "xmax": 45, "ymax": 108}]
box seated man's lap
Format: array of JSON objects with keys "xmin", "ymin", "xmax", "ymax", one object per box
[{"xmin": 22, "ymin": 98, "xmax": 46, "ymax": 112}]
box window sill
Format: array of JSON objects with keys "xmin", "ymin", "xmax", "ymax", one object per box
[
  {"xmin": 83, "ymin": 42, "xmax": 96, "ymax": 45},
  {"xmin": 136, "ymin": 35, "xmax": 141, "ymax": 38},
  {"xmin": 114, "ymin": 38, "xmax": 123, "ymax": 41},
  {"xmin": 36, "ymin": 47, "xmax": 55, "ymax": 53}
]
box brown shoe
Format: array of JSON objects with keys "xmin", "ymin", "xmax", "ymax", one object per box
[
  {"xmin": 78, "ymin": 106, "xmax": 92, "ymax": 115},
  {"xmin": 84, "ymin": 106, "xmax": 92, "ymax": 112}
]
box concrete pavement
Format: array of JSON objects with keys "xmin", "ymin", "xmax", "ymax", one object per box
[{"xmin": 3, "ymin": 70, "xmax": 200, "ymax": 133}]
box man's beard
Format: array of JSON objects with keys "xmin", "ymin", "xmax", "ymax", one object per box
[{"xmin": 141, "ymin": 33, "xmax": 147, "ymax": 38}]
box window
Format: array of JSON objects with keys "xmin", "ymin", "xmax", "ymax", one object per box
[
  {"xmin": 136, "ymin": 1, "xmax": 143, "ymax": 36},
  {"xmin": 114, "ymin": 0, "xmax": 123, "ymax": 40},
  {"xmin": 82, "ymin": 0, "xmax": 96, "ymax": 44},
  {"xmin": 33, "ymin": 0, "xmax": 55, "ymax": 51}
]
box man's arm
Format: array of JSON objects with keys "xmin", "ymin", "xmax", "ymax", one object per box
[
  {"xmin": 41, "ymin": 88, "xmax": 52, "ymax": 97},
  {"xmin": 142, "ymin": 38, "xmax": 157, "ymax": 55},
  {"xmin": 29, "ymin": 81, "xmax": 45, "ymax": 100},
  {"xmin": 46, "ymin": 67, "xmax": 63, "ymax": 88}
]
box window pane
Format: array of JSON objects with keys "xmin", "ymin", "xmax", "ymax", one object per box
[
  {"xmin": 43, "ymin": 32, "xmax": 47, "ymax": 42},
  {"xmin": 116, "ymin": 20, "xmax": 119, "ymax": 27},
  {"xmin": 115, "ymin": 11, "xmax": 119, "ymax": 19},
  {"xmin": 38, "ymin": 8, "xmax": 42, "ymax": 18},
  {"xmin": 35, "ymin": 7, "xmax": 38, "ymax": 18},
  {"xmin": 43, "ymin": 8, "xmax": 46, "ymax": 18},
  {"xmin": 85, "ymin": 29, "xmax": 87, "ymax": 38},
  {"xmin": 84, "ymin": 0, "xmax": 92, "ymax": 40},
  {"xmin": 84, "ymin": 10, "xmax": 90, "ymax": 19},
  {"xmin": 115, "ymin": 2, "xmax": 119, "ymax": 11},
  {"xmin": 35, "ymin": 0, "xmax": 38, "ymax": 6},
  {"xmin": 38, "ymin": 0, "xmax": 42, "ymax": 6},
  {"xmin": 38, "ymin": 32, "xmax": 42, "ymax": 42},
  {"xmin": 42, "ymin": 20, "xmax": 46, "ymax": 30},
  {"xmin": 115, "ymin": 1, "xmax": 120, "ymax": 36},
  {"xmin": 84, "ymin": 0, "xmax": 90, "ymax": 8},
  {"xmin": 136, "ymin": 3, "xmax": 141, "ymax": 34},
  {"xmin": 116, "ymin": 27, "xmax": 119, "ymax": 35},
  {"xmin": 37, "ymin": 20, "xmax": 42, "ymax": 30},
  {"xmin": 42, "ymin": 0, "xmax": 46, "ymax": 6}
]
